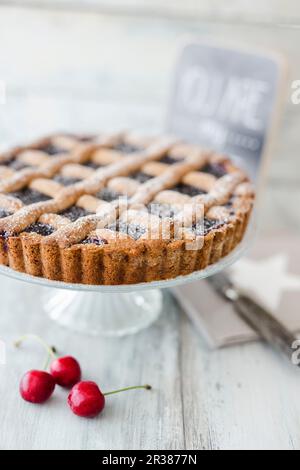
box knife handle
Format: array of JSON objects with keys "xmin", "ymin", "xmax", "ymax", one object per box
[{"xmin": 235, "ymin": 295, "xmax": 297, "ymax": 361}]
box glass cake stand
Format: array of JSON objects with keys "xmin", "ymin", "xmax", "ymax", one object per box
[{"xmin": 0, "ymin": 220, "xmax": 256, "ymax": 337}]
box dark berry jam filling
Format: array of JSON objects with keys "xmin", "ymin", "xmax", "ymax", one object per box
[
  {"xmin": 109, "ymin": 221, "xmax": 146, "ymax": 241},
  {"xmin": 0, "ymin": 209, "xmax": 12, "ymax": 219},
  {"xmin": 225, "ymin": 197, "xmax": 234, "ymax": 209},
  {"xmin": 38, "ymin": 144, "xmax": 65, "ymax": 156},
  {"xmin": 113, "ymin": 143, "xmax": 140, "ymax": 154},
  {"xmin": 96, "ymin": 188, "xmax": 122, "ymax": 203},
  {"xmin": 224, "ymin": 197, "xmax": 237, "ymax": 216},
  {"xmin": 54, "ymin": 175, "xmax": 81, "ymax": 186},
  {"xmin": 174, "ymin": 183, "xmax": 207, "ymax": 197},
  {"xmin": 148, "ymin": 203, "xmax": 176, "ymax": 219},
  {"xmin": 193, "ymin": 218, "xmax": 225, "ymax": 236},
  {"xmin": 0, "ymin": 230, "xmax": 9, "ymax": 238},
  {"xmin": 78, "ymin": 135, "xmax": 94, "ymax": 142},
  {"xmin": 160, "ymin": 155, "xmax": 183, "ymax": 165},
  {"xmin": 130, "ymin": 172, "xmax": 153, "ymax": 184},
  {"xmin": 23, "ymin": 223, "xmax": 55, "ymax": 236},
  {"xmin": 82, "ymin": 237, "xmax": 108, "ymax": 246},
  {"xmin": 84, "ymin": 161, "xmax": 103, "ymax": 170},
  {"xmin": 201, "ymin": 163, "xmax": 227, "ymax": 178},
  {"xmin": 60, "ymin": 206, "xmax": 92, "ymax": 222},
  {"xmin": 0, "ymin": 231, "xmax": 9, "ymax": 252},
  {"xmin": 8, "ymin": 188, "xmax": 51, "ymax": 205},
  {"xmin": 5, "ymin": 158, "xmax": 31, "ymax": 171}
]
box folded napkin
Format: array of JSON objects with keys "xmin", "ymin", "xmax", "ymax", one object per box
[{"xmin": 173, "ymin": 234, "xmax": 300, "ymax": 348}]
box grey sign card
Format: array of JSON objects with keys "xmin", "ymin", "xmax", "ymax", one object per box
[{"xmin": 167, "ymin": 41, "xmax": 288, "ymax": 185}]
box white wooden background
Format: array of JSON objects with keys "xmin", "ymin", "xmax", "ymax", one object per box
[
  {"xmin": 0, "ymin": 4, "xmax": 300, "ymax": 450},
  {"xmin": 3, "ymin": 0, "xmax": 300, "ymax": 25}
]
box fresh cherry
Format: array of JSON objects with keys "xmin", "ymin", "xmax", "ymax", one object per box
[
  {"xmin": 68, "ymin": 381, "xmax": 105, "ymax": 418},
  {"xmin": 20, "ymin": 370, "xmax": 56, "ymax": 404},
  {"xmin": 15, "ymin": 334, "xmax": 152, "ymax": 416},
  {"xmin": 50, "ymin": 356, "xmax": 81, "ymax": 388},
  {"xmin": 15, "ymin": 334, "xmax": 74, "ymax": 403},
  {"xmin": 68, "ymin": 381, "xmax": 151, "ymax": 418}
]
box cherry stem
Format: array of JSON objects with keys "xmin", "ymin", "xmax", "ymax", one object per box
[
  {"xmin": 103, "ymin": 384, "xmax": 152, "ymax": 397},
  {"xmin": 43, "ymin": 354, "xmax": 52, "ymax": 371},
  {"xmin": 14, "ymin": 334, "xmax": 57, "ymax": 370}
]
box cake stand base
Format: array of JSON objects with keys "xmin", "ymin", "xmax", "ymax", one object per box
[{"xmin": 43, "ymin": 288, "xmax": 163, "ymax": 337}]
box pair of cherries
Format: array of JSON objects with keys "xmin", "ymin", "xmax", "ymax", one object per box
[{"xmin": 16, "ymin": 335, "xmax": 151, "ymax": 418}]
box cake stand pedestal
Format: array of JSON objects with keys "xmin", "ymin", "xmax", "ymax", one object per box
[{"xmin": 0, "ymin": 222, "xmax": 255, "ymax": 337}]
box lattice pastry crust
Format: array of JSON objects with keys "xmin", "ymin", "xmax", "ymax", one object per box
[{"xmin": 0, "ymin": 133, "xmax": 254, "ymax": 285}]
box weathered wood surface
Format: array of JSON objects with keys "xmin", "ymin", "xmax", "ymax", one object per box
[
  {"xmin": 2, "ymin": 281, "xmax": 300, "ymax": 450},
  {"xmin": 0, "ymin": 6, "xmax": 299, "ymax": 450}
]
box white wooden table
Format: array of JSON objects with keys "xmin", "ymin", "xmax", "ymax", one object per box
[
  {"xmin": 0, "ymin": 5, "xmax": 299, "ymax": 450},
  {"xmin": 1, "ymin": 274, "xmax": 300, "ymax": 451}
]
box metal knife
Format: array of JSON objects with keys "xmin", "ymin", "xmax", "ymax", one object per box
[{"xmin": 208, "ymin": 272, "xmax": 298, "ymax": 363}]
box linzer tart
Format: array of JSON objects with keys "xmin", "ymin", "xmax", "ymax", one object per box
[{"xmin": 0, "ymin": 133, "xmax": 254, "ymax": 285}]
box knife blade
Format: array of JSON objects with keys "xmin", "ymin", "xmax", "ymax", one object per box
[{"xmin": 208, "ymin": 272, "xmax": 298, "ymax": 362}]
